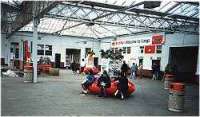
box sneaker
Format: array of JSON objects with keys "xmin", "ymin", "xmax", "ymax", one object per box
[
  {"xmin": 81, "ymin": 90, "xmax": 87, "ymax": 94},
  {"xmin": 121, "ymin": 94, "xmax": 124, "ymax": 100},
  {"xmin": 98, "ymin": 95, "xmax": 102, "ymax": 97},
  {"xmin": 114, "ymin": 90, "xmax": 119, "ymax": 96}
]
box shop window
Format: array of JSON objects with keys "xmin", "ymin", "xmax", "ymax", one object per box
[
  {"xmin": 140, "ymin": 46, "xmax": 144, "ymax": 53},
  {"xmin": 37, "ymin": 44, "xmax": 44, "ymax": 55},
  {"xmin": 127, "ymin": 47, "xmax": 131, "ymax": 54},
  {"xmin": 45, "ymin": 45, "xmax": 52, "ymax": 56},
  {"xmin": 156, "ymin": 45, "xmax": 162, "ymax": 53}
]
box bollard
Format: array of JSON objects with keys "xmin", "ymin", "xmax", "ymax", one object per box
[
  {"xmin": 24, "ymin": 65, "xmax": 33, "ymax": 82},
  {"xmin": 164, "ymin": 74, "xmax": 175, "ymax": 89},
  {"xmin": 168, "ymin": 82, "xmax": 185, "ymax": 112}
]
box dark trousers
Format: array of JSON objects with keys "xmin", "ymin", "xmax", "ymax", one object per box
[{"xmin": 99, "ymin": 87, "xmax": 107, "ymax": 97}]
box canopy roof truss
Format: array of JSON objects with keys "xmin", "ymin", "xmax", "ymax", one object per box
[{"xmin": 2, "ymin": 1, "xmax": 199, "ymax": 39}]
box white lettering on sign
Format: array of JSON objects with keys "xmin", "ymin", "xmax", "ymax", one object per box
[{"xmin": 111, "ymin": 38, "xmax": 151, "ymax": 47}]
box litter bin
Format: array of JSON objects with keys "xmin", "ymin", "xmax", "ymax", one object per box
[
  {"xmin": 24, "ymin": 65, "xmax": 33, "ymax": 82},
  {"xmin": 168, "ymin": 82, "xmax": 185, "ymax": 112},
  {"xmin": 164, "ymin": 74, "xmax": 175, "ymax": 89}
]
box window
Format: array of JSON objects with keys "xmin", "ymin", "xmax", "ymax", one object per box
[
  {"xmin": 127, "ymin": 47, "xmax": 131, "ymax": 54},
  {"xmin": 123, "ymin": 47, "xmax": 126, "ymax": 54},
  {"xmin": 37, "ymin": 44, "xmax": 44, "ymax": 55},
  {"xmin": 114, "ymin": 48, "xmax": 118, "ymax": 53},
  {"xmin": 140, "ymin": 46, "xmax": 144, "ymax": 53},
  {"xmin": 10, "ymin": 42, "xmax": 19, "ymax": 58},
  {"xmin": 112, "ymin": 48, "xmax": 114, "ymax": 53},
  {"xmin": 45, "ymin": 45, "xmax": 52, "ymax": 55},
  {"xmin": 121, "ymin": 47, "xmax": 131, "ymax": 54},
  {"xmin": 156, "ymin": 45, "xmax": 162, "ymax": 53}
]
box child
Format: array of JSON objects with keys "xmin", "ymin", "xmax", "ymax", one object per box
[
  {"xmin": 81, "ymin": 70, "xmax": 94, "ymax": 94},
  {"xmin": 97, "ymin": 70, "xmax": 111, "ymax": 97}
]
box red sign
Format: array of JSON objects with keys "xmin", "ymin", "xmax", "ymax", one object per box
[
  {"xmin": 152, "ymin": 34, "xmax": 164, "ymax": 45},
  {"xmin": 144, "ymin": 45, "xmax": 156, "ymax": 54}
]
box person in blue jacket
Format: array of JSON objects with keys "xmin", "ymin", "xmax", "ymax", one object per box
[{"xmin": 81, "ymin": 70, "xmax": 95, "ymax": 94}]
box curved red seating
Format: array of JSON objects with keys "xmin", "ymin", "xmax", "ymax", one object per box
[{"xmin": 88, "ymin": 79, "xmax": 136, "ymax": 96}]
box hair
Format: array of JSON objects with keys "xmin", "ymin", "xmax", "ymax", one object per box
[{"xmin": 103, "ymin": 70, "xmax": 108, "ymax": 75}]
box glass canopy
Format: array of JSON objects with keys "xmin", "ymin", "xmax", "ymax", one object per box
[{"xmin": 18, "ymin": 0, "xmax": 199, "ymax": 39}]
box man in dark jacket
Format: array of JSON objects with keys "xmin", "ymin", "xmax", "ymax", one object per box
[
  {"xmin": 121, "ymin": 61, "xmax": 129, "ymax": 77},
  {"xmin": 114, "ymin": 72, "xmax": 129, "ymax": 100},
  {"xmin": 97, "ymin": 70, "xmax": 111, "ymax": 97}
]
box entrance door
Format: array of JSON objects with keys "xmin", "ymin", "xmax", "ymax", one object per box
[
  {"xmin": 55, "ymin": 53, "xmax": 61, "ymax": 68},
  {"xmin": 139, "ymin": 58, "xmax": 143, "ymax": 66}
]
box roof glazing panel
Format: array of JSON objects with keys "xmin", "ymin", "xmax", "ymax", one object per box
[{"xmin": 19, "ymin": 0, "xmax": 199, "ymax": 38}]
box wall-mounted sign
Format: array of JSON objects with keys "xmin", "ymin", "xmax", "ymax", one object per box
[
  {"xmin": 111, "ymin": 34, "xmax": 164, "ymax": 48},
  {"xmin": 152, "ymin": 34, "xmax": 165, "ymax": 45},
  {"xmin": 111, "ymin": 38, "xmax": 151, "ymax": 47},
  {"xmin": 144, "ymin": 45, "xmax": 156, "ymax": 54}
]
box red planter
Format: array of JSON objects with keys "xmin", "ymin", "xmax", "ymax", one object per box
[
  {"xmin": 24, "ymin": 64, "xmax": 32, "ymax": 70},
  {"xmin": 38, "ymin": 64, "xmax": 52, "ymax": 73}
]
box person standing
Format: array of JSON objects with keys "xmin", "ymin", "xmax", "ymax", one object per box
[
  {"xmin": 152, "ymin": 63, "xmax": 156, "ymax": 80},
  {"xmin": 115, "ymin": 72, "xmax": 129, "ymax": 100},
  {"xmin": 71, "ymin": 61, "xmax": 76, "ymax": 74},
  {"xmin": 155, "ymin": 64, "xmax": 160, "ymax": 80},
  {"xmin": 130, "ymin": 63, "xmax": 137, "ymax": 79},
  {"xmin": 120, "ymin": 61, "xmax": 129, "ymax": 77}
]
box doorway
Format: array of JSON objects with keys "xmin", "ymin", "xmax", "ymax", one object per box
[
  {"xmin": 152, "ymin": 60, "xmax": 160, "ymax": 67},
  {"xmin": 66, "ymin": 49, "xmax": 81, "ymax": 68},
  {"xmin": 55, "ymin": 53, "xmax": 61, "ymax": 68},
  {"xmin": 139, "ymin": 58, "xmax": 143, "ymax": 66},
  {"xmin": 169, "ymin": 46, "xmax": 198, "ymax": 82}
]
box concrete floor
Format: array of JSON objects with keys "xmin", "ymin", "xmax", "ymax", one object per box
[{"xmin": 2, "ymin": 70, "xmax": 199, "ymax": 116}]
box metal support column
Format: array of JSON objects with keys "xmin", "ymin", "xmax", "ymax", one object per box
[
  {"xmin": 32, "ymin": 2, "xmax": 39, "ymax": 83},
  {"xmin": 32, "ymin": 18, "xmax": 38, "ymax": 83}
]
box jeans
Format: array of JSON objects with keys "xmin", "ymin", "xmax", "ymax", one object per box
[{"xmin": 131, "ymin": 72, "xmax": 136, "ymax": 79}]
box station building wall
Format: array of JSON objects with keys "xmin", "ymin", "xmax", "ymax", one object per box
[
  {"xmin": 1, "ymin": 32, "xmax": 101, "ymax": 67},
  {"xmin": 100, "ymin": 32, "xmax": 199, "ymax": 72}
]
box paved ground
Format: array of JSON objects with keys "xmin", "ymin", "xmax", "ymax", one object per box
[{"xmin": 1, "ymin": 70, "xmax": 199, "ymax": 116}]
